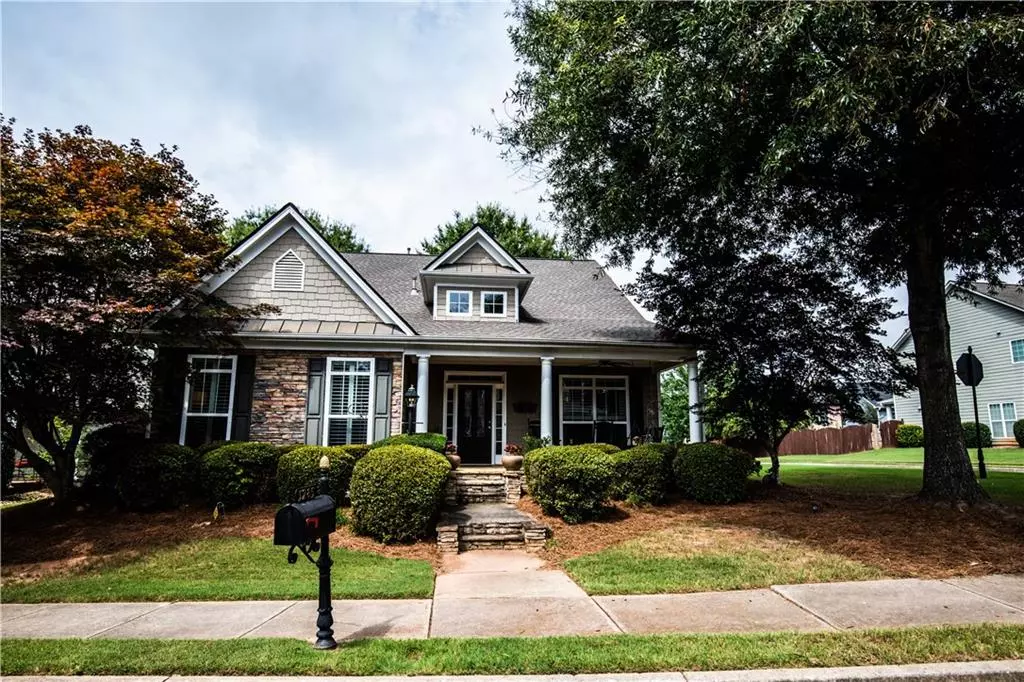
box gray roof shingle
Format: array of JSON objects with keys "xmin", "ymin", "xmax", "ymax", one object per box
[
  {"xmin": 344, "ymin": 253, "xmax": 664, "ymax": 343},
  {"xmin": 968, "ymin": 281, "xmax": 1024, "ymax": 312}
]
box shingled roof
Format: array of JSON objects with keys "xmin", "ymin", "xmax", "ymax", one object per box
[
  {"xmin": 344, "ymin": 252, "xmax": 664, "ymax": 343},
  {"xmin": 965, "ymin": 281, "xmax": 1024, "ymax": 313}
]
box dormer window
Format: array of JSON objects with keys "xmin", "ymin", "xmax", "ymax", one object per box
[
  {"xmin": 447, "ymin": 290, "xmax": 472, "ymax": 316},
  {"xmin": 482, "ymin": 291, "xmax": 506, "ymax": 317},
  {"xmin": 272, "ymin": 250, "xmax": 305, "ymax": 291}
]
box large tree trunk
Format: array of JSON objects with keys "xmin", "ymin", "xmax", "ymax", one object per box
[{"xmin": 905, "ymin": 227, "xmax": 986, "ymax": 504}]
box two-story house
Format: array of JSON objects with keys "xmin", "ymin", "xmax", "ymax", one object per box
[
  {"xmin": 149, "ymin": 204, "xmax": 698, "ymax": 463},
  {"xmin": 892, "ymin": 282, "xmax": 1024, "ymax": 446}
]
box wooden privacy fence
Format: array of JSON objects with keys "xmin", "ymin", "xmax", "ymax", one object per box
[
  {"xmin": 778, "ymin": 423, "xmax": 877, "ymax": 455},
  {"xmin": 880, "ymin": 419, "xmax": 902, "ymax": 449}
]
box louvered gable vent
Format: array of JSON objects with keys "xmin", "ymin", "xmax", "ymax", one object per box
[{"xmin": 272, "ymin": 250, "xmax": 305, "ymax": 291}]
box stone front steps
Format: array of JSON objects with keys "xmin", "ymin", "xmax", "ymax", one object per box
[
  {"xmin": 444, "ymin": 467, "xmax": 523, "ymax": 505},
  {"xmin": 436, "ymin": 503, "xmax": 549, "ymax": 554}
]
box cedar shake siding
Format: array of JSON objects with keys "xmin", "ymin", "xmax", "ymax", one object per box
[{"xmin": 215, "ymin": 227, "xmax": 380, "ymax": 323}]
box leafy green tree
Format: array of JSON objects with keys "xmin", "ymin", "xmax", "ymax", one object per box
[
  {"xmin": 420, "ymin": 202, "xmax": 573, "ymax": 258},
  {"xmin": 1, "ymin": 119, "xmax": 264, "ymax": 505},
  {"xmin": 659, "ymin": 367, "xmax": 689, "ymax": 444},
  {"xmin": 497, "ymin": 2, "xmax": 1024, "ymax": 504},
  {"xmin": 224, "ymin": 205, "xmax": 369, "ymax": 253}
]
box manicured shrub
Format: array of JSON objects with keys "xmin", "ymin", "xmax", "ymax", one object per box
[
  {"xmin": 895, "ymin": 424, "xmax": 925, "ymax": 448},
  {"xmin": 277, "ymin": 446, "xmax": 357, "ymax": 504},
  {"xmin": 962, "ymin": 422, "xmax": 993, "ymax": 449},
  {"xmin": 196, "ymin": 440, "xmax": 239, "ymax": 456},
  {"xmin": 81, "ymin": 422, "xmax": 149, "ymax": 502},
  {"xmin": 673, "ymin": 443, "xmax": 760, "ymax": 505},
  {"xmin": 524, "ymin": 445, "xmax": 614, "ymax": 523},
  {"xmin": 116, "ymin": 443, "xmax": 198, "ymax": 511},
  {"xmin": 521, "ymin": 434, "xmax": 551, "ymax": 453},
  {"xmin": 590, "ymin": 442, "xmax": 621, "ymax": 454},
  {"xmin": 1015, "ymin": 419, "xmax": 1024, "ymax": 448},
  {"xmin": 608, "ymin": 444, "xmax": 673, "ymax": 505},
  {"xmin": 349, "ymin": 445, "xmax": 451, "ymax": 543},
  {"xmin": 339, "ymin": 443, "xmax": 372, "ymax": 460},
  {"xmin": 200, "ymin": 442, "xmax": 282, "ymax": 508},
  {"xmin": 369, "ymin": 433, "xmax": 447, "ymax": 454}
]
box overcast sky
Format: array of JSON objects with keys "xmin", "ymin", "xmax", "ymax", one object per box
[{"xmin": 3, "ymin": 1, "xmax": 912, "ymax": 340}]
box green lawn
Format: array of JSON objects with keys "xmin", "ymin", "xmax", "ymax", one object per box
[
  {"xmin": 779, "ymin": 466, "xmax": 1024, "ymax": 504},
  {"xmin": 1, "ymin": 538, "xmax": 434, "ymax": 602},
  {"xmin": 782, "ymin": 447, "xmax": 1023, "ymax": 467},
  {"xmin": 4, "ymin": 626, "xmax": 1021, "ymax": 676},
  {"xmin": 565, "ymin": 525, "xmax": 884, "ymax": 595}
]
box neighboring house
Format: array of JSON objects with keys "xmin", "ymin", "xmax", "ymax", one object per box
[
  {"xmin": 149, "ymin": 204, "xmax": 696, "ymax": 463},
  {"xmin": 892, "ymin": 281, "xmax": 1024, "ymax": 446}
]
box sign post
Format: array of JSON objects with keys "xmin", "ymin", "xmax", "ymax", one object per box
[{"xmin": 955, "ymin": 347, "xmax": 986, "ymax": 479}]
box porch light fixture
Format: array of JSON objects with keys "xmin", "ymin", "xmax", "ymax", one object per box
[{"xmin": 404, "ymin": 384, "xmax": 419, "ymax": 434}]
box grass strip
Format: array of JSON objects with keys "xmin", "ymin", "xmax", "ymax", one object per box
[
  {"xmin": 3, "ymin": 626, "xmax": 1022, "ymax": 676},
  {"xmin": 779, "ymin": 467, "xmax": 1024, "ymax": 504},
  {"xmin": 1, "ymin": 538, "xmax": 435, "ymax": 602}
]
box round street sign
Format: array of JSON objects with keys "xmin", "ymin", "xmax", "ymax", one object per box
[{"xmin": 956, "ymin": 352, "xmax": 984, "ymax": 387}]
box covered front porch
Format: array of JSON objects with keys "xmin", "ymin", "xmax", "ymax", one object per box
[{"xmin": 403, "ymin": 354, "xmax": 685, "ymax": 465}]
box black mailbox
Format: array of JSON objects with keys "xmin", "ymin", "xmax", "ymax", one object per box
[{"xmin": 274, "ymin": 495, "xmax": 337, "ymax": 546}]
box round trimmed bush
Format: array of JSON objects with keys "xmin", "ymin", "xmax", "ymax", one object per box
[
  {"xmin": 82, "ymin": 422, "xmax": 149, "ymax": 503},
  {"xmin": 116, "ymin": 443, "xmax": 198, "ymax": 511},
  {"xmin": 524, "ymin": 445, "xmax": 614, "ymax": 523},
  {"xmin": 895, "ymin": 424, "xmax": 925, "ymax": 448},
  {"xmin": 277, "ymin": 446, "xmax": 357, "ymax": 504},
  {"xmin": 368, "ymin": 433, "xmax": 446, "ymax": 454},
  {"xmin": 1015, "ymin": 419, "xmax": 1024, "ymax": 447},
  {"xmin": 200, "ymin": 442, "xmax": 283, "ymax": 508},
  {"xmin": 589, "ymin": 443, "xmax": 621, "ymax": 454},
  {"xmin": 608, "ymin": 444, "xmax": 673, "ymax": 505},
  {"xmin": 962, "ymin": 422, "xmax": 993, "ymax": 449},
  {"xmin": 350, "ymin": 445, "xmax": 451, "ymax": 543},
  {"xmin": 339, "ymin": 443, "xmax": 372, "ymax": 460},
  {"xmin": 673, "ymin": 443, "xmax": 760, "ymax": 505}
]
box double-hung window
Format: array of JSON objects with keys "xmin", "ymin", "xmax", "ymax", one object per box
[
  {"xmin": 481, "ymin": 291, "xmax": 506, "ymax": 317},
  {"xmin": 560, "ymin": 376, "xmax": 629, "ymax": 447},
  {"xmin": 447, "ymin": 290, "xmax": 471, "ymax": 316},
  {"xmin": 1011, "ymin": 339, "xmax": 1024, "ymax": 364},
  {"xmin": 324, "ymin": 358, "xmax": 375, "ymax": 445},
  {"xmin": 180, "ymin": 355, "xmax": 237, "ymax": 447},
  {"xmin": 989, "ymin": 402, "xmax": 1018, "ymax": 440}
]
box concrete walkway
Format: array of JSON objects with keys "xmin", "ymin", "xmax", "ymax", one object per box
[{"xmin": 2, "ymin": 555, "xmax": 1022, "ymax": 642}]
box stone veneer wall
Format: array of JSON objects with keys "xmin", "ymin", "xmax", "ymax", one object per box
[{"xmin": 249, "ymin": 350, "xmax": 403, "ymax": 445}]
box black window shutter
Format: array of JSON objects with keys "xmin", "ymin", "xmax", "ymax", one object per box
[
  {"xmin": 305, "ymin": 358, "xmax": 326, "ymax": 445},
  {"xmin": 152, "ymin": 348, "xmax": 188, "ymax": 443},
  {"xmin": 231, "ymin": 356, "xmax": 256, "ymax": 442},
  {"xmin": 373, "ymin": 359, "xmax": 393, "ymax": 442}
]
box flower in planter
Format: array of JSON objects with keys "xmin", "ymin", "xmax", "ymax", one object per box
[
  {"xmin": 444, "ymin": 441, "xmax": 458, "ymax": 456},
  {"xmin": 504, "ymin": 442, "xmax": 523, "ymax": 456}
]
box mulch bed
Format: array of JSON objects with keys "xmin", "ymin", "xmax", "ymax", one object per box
[
  {"xmin": 1, "ymin": 501, "xmax": 439, "ymax": 582},
  {"xmin": 523, "ymin": 484, "xmax": 1024, "ymax": 579}
]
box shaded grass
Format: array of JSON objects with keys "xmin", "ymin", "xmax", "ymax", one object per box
[
  {"xmin": 3, "ymin": 626, "xmax": 1022, "ymax": 676},
  {"xmin": 781, "ymin": 447, "xmax": 1023, "ymax": 467},
  {"xmin": 779, "ymin": 467, "xmax": 1024, "ymax": 504},
  {"xmin": 565, "ymin": 525, "xmax": 884, "ymax": 595},
  {"xmin": 1, "ymin": 537, "xmax": 434, "ymax": 602}
]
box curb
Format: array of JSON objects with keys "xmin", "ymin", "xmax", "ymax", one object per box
[{"xmin": 6, "ymin": 660, "xmax": 1024, "ymax": 681}]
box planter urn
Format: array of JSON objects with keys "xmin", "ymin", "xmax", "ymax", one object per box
[
  {"xmin": 446, "ymin": 453, "xmax": 461, "ymax": 470},
  {"xmin": 501, "ymin": 453, "xmax": 524, "ymax": 471}
]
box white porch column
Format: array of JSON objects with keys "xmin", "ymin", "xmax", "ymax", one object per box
[
  {"xmin": 415, "ymin": 354, "xmax": 430, "ymax": 433},
  {"xmin": 687, "ymin": 358, "xmax": 704, "ymax": 443},
  {"xmin": 540, "ymin": 356, "xmax": 554, "ymax": 441}
]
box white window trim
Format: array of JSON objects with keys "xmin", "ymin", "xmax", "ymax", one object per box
[
  {"xmin": 988, "ymin": 401, "xmax": 1018, "ymax": 440},
  {"xmin": 480, "ymin": 291, "xmax": 507, "ymax": 317},
  {"xmin": 272, "ymin": 249, "xmax": 306, "ymax": 291},
  {"xmin": 322, "ymin": 357, "xmax": 376, "ymax": 446},
  {"xmin": 558, "ymin": 374, "xmax": 630, "ymax": 445},
  {"xmin": 179, "ymin": 354, "xmax": 237, "ymax": 446},
  {"xmin": 446, "ymin": 290, "xmax": 473, "ymax": 317},
  {"xmin": 442, "ymin": 370, "xmax": 507, "ymax": 465},
  {"xmin": 1010, "ymin": 338, "xmax": 1024, "ymax": 364}
]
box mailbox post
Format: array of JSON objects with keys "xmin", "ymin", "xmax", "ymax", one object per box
[
  {"xmin": 314, "ymin": 456, "xmax": 336, "ymax": 650},
  {"xmin": 273, "ymin": 455, "xmax": 337, "ymax": 649}
]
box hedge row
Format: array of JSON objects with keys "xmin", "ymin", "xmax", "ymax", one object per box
[{"xmin": 523, "ymin": 441, "xmax": 760, "ymax": 523}]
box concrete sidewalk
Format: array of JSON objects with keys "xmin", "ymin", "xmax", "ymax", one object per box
[
  {"xmin": 8, "ymin": 660, "xmax": 1024, "ymax": 681},
  {"xmin": 2, "ymin": 558, "xmax": 1022, "ymax": 642}
]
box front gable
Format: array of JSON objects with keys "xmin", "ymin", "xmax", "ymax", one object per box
[{"xmin": 204, "ymin": 204, "xmax": 414, "ymax": 334}]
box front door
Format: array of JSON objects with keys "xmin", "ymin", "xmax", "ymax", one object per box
[{"xmin": 458, "ymin": 385, "xmax": 493, "ymax": 465}]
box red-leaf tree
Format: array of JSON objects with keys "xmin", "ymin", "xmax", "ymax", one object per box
[{"xmin": 0, "ymin": 118, "xmax": 265, "ymax": 504}]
